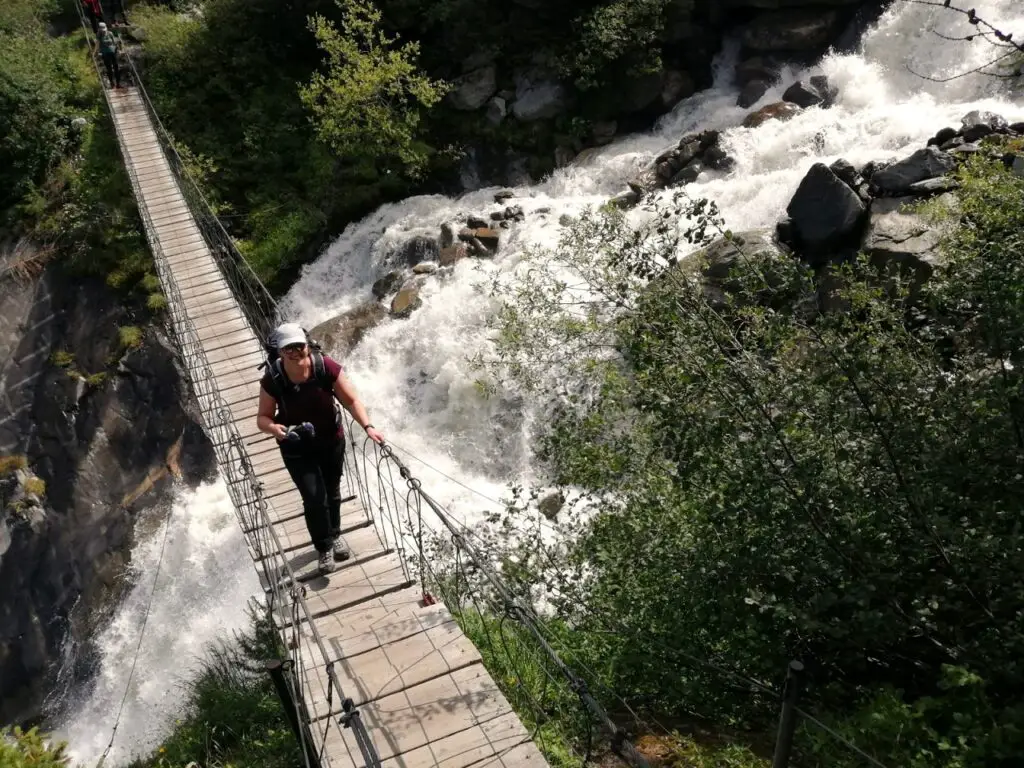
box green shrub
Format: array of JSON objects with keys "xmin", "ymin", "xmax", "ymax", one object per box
[
  {"xmin": 22, "ymin": 476, "xmax": 46, "ymax": 497},
  {"xmin": 0, "ymin": 726, "xmax": 69, "ymax": 766},
  {"xmin": 481, "ymin": 157, "xmax": 1024, "ymax": 764},
  {"xmin": 49, "ymin": 349, "xmax": 75, "ymax": 368}
]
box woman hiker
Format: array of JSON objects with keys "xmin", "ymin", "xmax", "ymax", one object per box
[
  {"xmin": 256, "ymin": 323, "xmax": 385, "ymax": 575},
  {"xmin": 96, "ymin": 22, "xmax": 121, "ymax": 89}
]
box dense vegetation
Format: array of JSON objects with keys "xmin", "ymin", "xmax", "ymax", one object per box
[
  {"xmin": 111, "ymin": 0, "xmax": 697, "ymax": 288},
  {"xmin": 0, "ymin": 0, "xmax": 162, "ymax": 306},
  {"xmin": 480, "ymin": 145, "xmax": 1024, "ymax": 766}
]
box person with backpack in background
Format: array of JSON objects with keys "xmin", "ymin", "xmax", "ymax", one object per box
[
  {"xmin": 97, "ymin": 22, "xmax": 121, "ymax": 89},
  {"xmin": 256, "ymin": 323, "xmax": 385, "ymax": 575},
  {"xmin": 82, "ymin": 0, "xmax": 103, "ymax": 36}
]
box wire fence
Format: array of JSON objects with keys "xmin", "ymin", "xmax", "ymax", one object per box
[{"xmin": 72, "ymin": 5, "xmax": 907, "ymax": 768}]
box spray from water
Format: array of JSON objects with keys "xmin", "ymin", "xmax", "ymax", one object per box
[
  {"xmin": 53, "ymin": 479, "xmax": 260, "ymax": 767},
  {"xmin": 280, "ymin": 0, "xmax": 1024, "ymax": 525}
]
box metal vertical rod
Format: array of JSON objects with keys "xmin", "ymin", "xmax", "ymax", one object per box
[
  {"xmin": 266, "ymin": 659, "xmax": 321, "ymax": 768},
  {"xmin": 772, "ymin": 660, "xmax": 805, "ymax": 768}
]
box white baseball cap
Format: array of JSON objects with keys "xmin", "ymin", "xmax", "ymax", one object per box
[{"xmin": 273, "ymin": 323, "xmax": 307, "ymax": 349}]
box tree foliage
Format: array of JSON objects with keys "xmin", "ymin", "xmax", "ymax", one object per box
[
  {"xmin": 300, "ymin": 0, "xmax": 447, "ymax": 176},
  {"xmin": 482, "ymin": 150, "xmax": 1024, "ymax": 766},
  {"xmin": 0, "ymin": 727, "xmax": 69, "ymax": 767}
]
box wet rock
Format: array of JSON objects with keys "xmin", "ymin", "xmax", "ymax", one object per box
[
  {"xmin": 783, "ymin": 80, "xmax": 824, "ymax": 109},
  {"xmin": 610, "ymin": 191, "xmax": 640, "ymax": 209},
  {"xmin": 676, "ymin": 138, "xmax": 703, "ymax": 165},
  {"xmin": 742, "ymin": 101, "xmax": 802, "ymax": 129},
  {"xmin": 671, "ymin": 162, "xmax": 703, "ymax": 186},
  {"xmin": 494, "ymin": 191, "xmax": 515, "ymax": 204},
  {"xmin": 485, "ymin": 96, "xmax": 507, "ymax": 125},
  {"xmin": 412, "ymin": 261, "xmax": 438, "ymax": 275},
  {"xmin": 948, "ymin": 143, "xmax": 982, "ymax": 156},
  {"xmin": 871, "ymin": 147, "xmax": 956, "ymax": 195},
  {"xmin": 735, "ymin": 56, "xmax": 781, "ymax": 87},
  {"xmin": 447, "ymin": 65, "xmax": 497, "ymax": 111},
  {"xmin": 928, "ymin": 127, "xmax": 959, "ymax": 147},
  {"xmin": 940, "ymin": 136, "xmax": 965, "ymax": 152},
  {"xmin": 310, "ymin": 301, "xmax": 387, "ymax": 356},
  {"xmin": 440, "ymin": 223, "xmax": 457, "ymax": 248},
  {"xmin": 862, "ymin": 196, "xmax": 949, "ymax": 286},
  {"xmin": 504, "ymin": 205, "xmax": 525, "ymax": 222},
  {"xmin": 776, "ymin": 217, "xmax": 795, "ymax": 246},
  {"xmin": 592, "ymin": 120, "xmax": 618, "ymax": 146},
  {"xmin": 961, "ymin": 110, "xmax": 1008, "ymax": 141},
  {"xmin": 742, "ymin": 10, "xmax": 845, "ymax": 55},
  {"xmin": 489, "ymin": 211, "xmax": 505, "ymax": 222},
  {"xmin": 371, "ymin": 270, "xmax": 404, "ymax": 299},
  {"xmin": 693, "ymin": 230, "xmax": 790, "ymax": 308},
  {"xmin": 829, "ymin": 158, "xmax": 859, "ymax": 188},
  {"xmin": 907, "ymin": 177, "xmax": 960, "ymax": 195},
  {"xmin": 620, "ymin": 71, "xmax": 665, "ymax": 113},
  {"xmin": 439, "ymin": 243, "xmax": 469, "ymax": 267},
  {"xmin": 1011, "ymin": 122, "xmax": 1024, "ymax": 135},
  {"xmin": 392, "ymin": 235, "xmax": 439, "ymax": 268},
  {"xmin": 737, "ymin": 79, "xmax": 769, "ymax": 109},
  {"xmin": 459, "ymin": 227, "xmax": 500, "ymax": 251},
  {"xmin": 786, "ymin": 163, "xmax": 867, "ymax": 260},
  {"xmin": 809, "ymin": 75, "xmax": 838, "ymax": 108},
  {"xmin": 703, "ymin": 146, "xmax": 730, "ymax": 169},
  {"xmin": 467, "ymin": 215, "xmax": 490, "ymax": 229},
  {"xmin": 538, "ymin": 490, "xmax": 565, "ymax": 522},
  {"xmin": 860, "ymin": 159, "xmax": 892, "ymax": 181},
  {"xmin": 554, "ymin": 145, "xmax": 576, "ymax": 168},
  {"xmin": 511, "ymin": 72, "xmax": 568, "ymax": 121},
  {"xmin": 662, "ymin": 69, "xmax": 695, "ymax": 109},
  {"xmin": 390, "ymin": 282, "xmax": 423, "ymax": 318}
]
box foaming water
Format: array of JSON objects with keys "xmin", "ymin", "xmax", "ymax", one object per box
[
  {"xmin": 52, "ymin": 480, "xmax": 260, "ymax": 766},
  {"xmin": 282, "ymin": 0, "xmax": 1023, "ymax": 526}
]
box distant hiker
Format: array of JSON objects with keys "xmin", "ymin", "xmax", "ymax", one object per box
[
  {"xmin": 82, "ymin": 0, "xmax": 103, "ymax": 36},
  {"xmin": 256, "ymin": 323, "xmax": 385, "ymax": 576},
  {"xmin": 97, "ymin": 22, "xmax": 121, "ymax": 89}
]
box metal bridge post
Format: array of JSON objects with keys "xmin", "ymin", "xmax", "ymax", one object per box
[
  {"xmin": 266, "ymin": 658, "xmax": 322, "ymax": 768},
  {"xmin": 771, "ymin": 660, "xmax": 804, "ymax": 768}
]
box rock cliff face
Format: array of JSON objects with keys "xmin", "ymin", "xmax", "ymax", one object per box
[{"xmin": 0, "ymin": 254, "xmax": 215, "ymax": 727}]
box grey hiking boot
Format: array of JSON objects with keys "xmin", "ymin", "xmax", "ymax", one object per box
[
  {"xmin": 318, "ymin": 550, "xmax": 336, "ymax": 575},
  {"xmin": 332, "ymin": 536, "xmax": 351, "ymax": 563}
]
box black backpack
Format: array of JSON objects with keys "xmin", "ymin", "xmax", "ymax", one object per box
[{"xmin": 258, "ymin": 328, "xmax": 341, "ymax": 423}]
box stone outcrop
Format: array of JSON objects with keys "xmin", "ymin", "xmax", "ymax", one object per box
[
  {"xmin": 786, "ymin": 163, "xmax": 867, "ymax": 260},
  {"xmin": 0, "ymin": 262, "xmax": 214, "ymax": 726},
  {"xmin": 871, "ymin": 147, "xmax": 957, "ymax": 195},
  {"xmin": 743, "ymin": 101, "xmax": 803, "ymax": 128},
  {"xmin": 862, "ymin": 196, "xmax": 953, "ymax": 285},
  {"xmin": 310, "ymin": 302, "xmax": 387, "ymax": 356}
]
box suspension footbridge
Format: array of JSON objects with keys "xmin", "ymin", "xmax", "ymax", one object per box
[{"xmin": 98, "ymin": 75, "xmax": 551, "ymax": 768}]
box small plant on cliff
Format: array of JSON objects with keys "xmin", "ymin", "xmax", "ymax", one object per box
[
  {"xmin": 300, "ymin": 0, "xmax": 447, "ymax": 177},
  {"xmin": 22, "ymin": 476, "xmax": 46, "ymax": 498},
  {"xmin": 118, "ymin": 325, "xmax": 144, "ymax": 351},
  {"xmin": 49, "ymin": 349, "xmax": 75, "ymax": 368},
  {"xmin": 0, "ymin": 455, "xmax": 29, "ymax": 476}
]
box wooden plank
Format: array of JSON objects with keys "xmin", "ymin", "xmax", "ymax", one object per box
[
  {"xmin": 318, "ymin": 665, "xmax": 528, "ymax": 765},
  {"xmin": 286, "ymin": 552, "xmax": 411, "ymax": 622},
  {"xmin": 378, "ymin": 723, "xmax": 545, "ymax": 768},
  {"xmin": 302, "ymin": 621, "xmax": 482, "ymax": 717},
  {"xmin": 266, "ymin": 503, "xmax": 373, "ymax": 555}
]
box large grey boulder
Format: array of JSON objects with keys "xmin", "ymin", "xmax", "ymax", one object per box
[
  {"xmin": 694, "ymin": 230, "xmax": 791, "ymax": 308},
  {"xmin": 511, "ymin": 72, "xmax": 568, "ymax": 121},
  {"xmin": 862, "ymin": 196, "xmax": 953, "ymax": 285},
  {"xmin": 786, "ymin": 163, "xmax": 867, "ymax": 260},
  {"xmin": 742, "ymin": 10, "xmax": 845, "ymax": 54},
  {"xmin": 871, "ymin": 147, "xmax": 956, "ymax": 195},
  {"xmin": 447, "ymin": 66, "xmax": 497, "ymax": 111},
  {"xmin": 310, "ymin": 301, "xmax": 388, "ymax": 356}
]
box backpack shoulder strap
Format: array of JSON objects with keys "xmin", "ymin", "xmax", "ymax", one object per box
[{"xmin": 311, "ymin": 351, "xmax": 335, "ymax": 393}]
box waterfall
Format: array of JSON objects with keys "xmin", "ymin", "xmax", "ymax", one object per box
[{"xmin": 52, "ymin": 480, "xmax": 260, "ymax": 766}]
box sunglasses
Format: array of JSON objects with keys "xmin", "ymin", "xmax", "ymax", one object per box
[{"xmin": 282, "ymin": 343, "xmax": 307, "ymax": 353}]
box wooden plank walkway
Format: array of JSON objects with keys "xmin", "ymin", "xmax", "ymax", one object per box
[{"xmin": 105, "ymin": 86, "xmax": 548, "ymax": 768}]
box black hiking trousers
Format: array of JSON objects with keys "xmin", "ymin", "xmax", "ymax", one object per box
[
  {"xmin": 281, "ymin": 438, "xmax": 346, "ymax": 553},
  {"xmin": 101, "ymin": 51, "xmax": 120, "ymax": 88}
]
